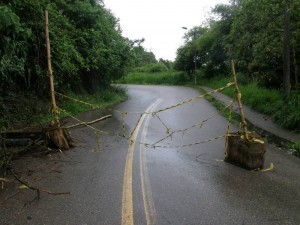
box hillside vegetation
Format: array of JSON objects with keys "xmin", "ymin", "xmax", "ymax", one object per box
[
  {"xmin": 173, "ymin": 0, "xmax": 299, "ymax": 131},
  {"xmin": 0, "ymin": 0, "xmax": 133, "ymax": 95},
  {"xmin": 175, "ymin": 0, "xmax": 300, "ymax": 93},
  {"xmin": 0, "ymin": 0, "xmax": 145, "ymax": 130}
]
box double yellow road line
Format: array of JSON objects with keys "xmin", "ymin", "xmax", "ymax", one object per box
[{"xmin": 122, "ymin": 99, "xmax": 162, "ymax": 225}]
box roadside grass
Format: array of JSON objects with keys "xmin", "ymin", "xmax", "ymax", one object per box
[
  {"xmin": 117, "ymin": 71, "xmax": 191, "ymax": 85},
  {"xmin": 199, "ymin": 75, "xmax": 299, "ymax": 132},
  {"xmin": 0, "ymin": 86, "xmax": 127, "ymax": 132},
  {"xmin": 286, "ymin": 142, "xmax": 300, "ymax": 156},
  {"xmin": 198, "ymin": 81, "xmax": 300, "ymax": 157},
  {"xmin": 199, "ymin": 76, "xmax": 282, "ymax": 115},
  {"xmin": 198, "ymin": 88, "xmax": 241, "ymax": 127}
]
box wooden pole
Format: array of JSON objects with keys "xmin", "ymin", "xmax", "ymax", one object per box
[
  {"xmin": 45, "ymin": 10, "xmax": 59, "ymax": 125},
  {"xmin": 229, "ymin": 48, "xmax": 249, "ymax": 140}
]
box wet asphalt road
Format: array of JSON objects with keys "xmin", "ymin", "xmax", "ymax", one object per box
[{"xmin": 1, "ymin": 85, "xmax": 300, "ymax": 225}]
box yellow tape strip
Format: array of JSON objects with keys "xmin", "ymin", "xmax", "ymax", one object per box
[
  {"xmin": 152, "ymin": 82, "xmax": 234, "ymax": 115},
  {"xmin": 225, "ymin": 101, "xmax": 234, "ymax": 158},
  {"xmin": 56, "ymin": 83, "xmax": 234, "ymax": 116},
  {"xmin": 143, "ymin": 135, "xmax": 226, "ymax": 149},
  {"xmin": 55, "ymin": 92, "xmax": 96, "ymax": 108},
  {"xmin": 151, "ymin": 102, "xmax": 233, "ymax": 146},
  {"xmin": 58, "ymin": 107, "xmax": 109, "ymax": 135},
  {"xmin": 252, "ymin": 163, "xmax": 274, "ymax": 172}
]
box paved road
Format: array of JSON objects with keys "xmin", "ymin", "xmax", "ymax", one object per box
[{"xmin": 1, "ymin": 85, "xmax": 300, "ymax": 225}]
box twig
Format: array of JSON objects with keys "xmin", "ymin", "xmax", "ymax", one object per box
[
  {"xmin": 9, "ymin": 169, "xmax": 70, "ymax": 199},
  {"xmin": 0, "ymin": 178, "xmax": 11, "ymax": 183}
]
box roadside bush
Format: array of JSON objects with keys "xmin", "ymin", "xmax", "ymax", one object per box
[
  {"xmin": 117, "ymin": 71, "xmax": 190, "ymax": 85},
  {"xmin": 274, "ymin": 93, "xmax": 300, "ymax": 131},
  {"xmin": 200, "ymin": 75, "xmax": 300, "ymax": 131},
  {"xmin": 175, "ymin": 72, "xmax": 191, "ymax": 85},
  {"xmin": 134, "ymin": 63, "xmax": 168, "ymax": 73},
  {"xmin": 147, "ymin": 63, "xmax": 168, "ymax": 73}
]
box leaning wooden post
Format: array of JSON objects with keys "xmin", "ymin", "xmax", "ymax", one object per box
[
  {"xmin": 45, "ymin": 10, "xmax": 59, "ymax": 125},
  {"xmin": 229, "ymin": 48, "xmax": 249, "ymax": 140},
  {"xmin": 44, "ymin": 10, "xmax": 74, "ymax": 150},
  {"xmin": 225, "ymin": 49, "xmax": 266, "ymax": 170}
]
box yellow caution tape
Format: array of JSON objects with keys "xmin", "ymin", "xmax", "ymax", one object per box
[
  {"xmin": 260, "ymin": 163, "xmax": 274, "ymax": 172},
  {"xmin": 252, "ymin": 138, "xmax": 265, "ymax": 144},
  {"xmin": 19, "ymin": 184, "xmax": 29, "ymax": 189}
]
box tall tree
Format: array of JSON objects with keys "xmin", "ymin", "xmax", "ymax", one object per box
[
  {"xmin": 0, "ymin": 0, "xmax": 133, "ymax": 95},
  {"xmin": 130, "ymin": 39, "xmax": 157, "ymax": 68},
  {"xmin": 283, "ymin": 0, "xmax": 291, "ymax": 96}
]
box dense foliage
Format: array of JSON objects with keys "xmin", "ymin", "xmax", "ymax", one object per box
[
  {"xmin": 129, "ymin": 38, "xmax": 157, "ymax": 68},
  {"xmin": 174, "ymin": 0, "xmax": 300, "ymax": 90},
  {"xmin": 118, "ymin": 71, "xmax": 190, "ymax": 86},
  {"xmin": 0, "ymin": 0, "xmax": 132, "ymax": 96}
]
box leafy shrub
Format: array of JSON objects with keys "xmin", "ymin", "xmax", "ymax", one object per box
[
  {"xmin": 147, "ymin": 63, "xmax": 168, "ymax": 73},
  {"xmin": 0, "ymin": 1, "xmax": 132, "ymax": 97},
  {"xmin": 134, "ymin": 63, "xmax": 168, "ymax": 73},
  {"xmin": 117, "ymin": 71, "xmax": 190, "ymax": 85},
  {"xmin": 274, "ymin": 93, "xmax": 300, "ymax": 131},
  {"xmin": 287, "ymin": 142, "xmax": 300, "ymax": 156},
  {"xmin": 200, "ymin": 75, "xmax": 300, "ymax": 131}
]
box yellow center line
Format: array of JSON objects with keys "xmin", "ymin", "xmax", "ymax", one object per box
[
  {"xmin": 140, "ymin": 99, "xmax": 162, "ymax": 225},
  {"xmin": 122, "ymin": 99, "xmax": 162, "ymax": 225}
]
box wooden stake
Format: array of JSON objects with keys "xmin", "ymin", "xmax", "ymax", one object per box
[
  {"xmin": 45, "ymin": 10, "xmax": 59, "ymax": 125},
  {"xmin": 229, "ymin": 48, "xmax": 249, "ymax": 140}
]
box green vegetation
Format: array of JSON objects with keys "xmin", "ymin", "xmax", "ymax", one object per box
[
  {"xmin": 118, "ymin": 71, "xmax": 190, "ymax": 85},
  {"xmin": 0, "ymin": 86, "xmax": 126, "ymax": 132},
  {"xmin": 119, "ymin": 68, "xmax": 299, "ymax": 131},
  {"xmin": 173, "ymin": 0, "xmax": 300, "ymax": 131},
  {"xmin": 130, "ymin": 38, "xmax": 157, "ymax": 68},
  {"xmin": 175, "ymin": 1, "xmax": 300, "ymax": 92},
  {"xmin": 199, "ymin": 75, "xmax": 299, "ymax": 132},
  {"xmin": 287, "ymin": 142, "xmax": 300, "ymax": 156},
  {"xmin": 1, "ymin": 0, "xmax": 299, "ymax": 135},
  {"xmin": 0, "ymin": 0, "xmax": 136, "ymax": 131},
  {"xmin": 0, "ymin": 1, "xmax": 132, "ymax": 95},
  {"xmin": 198, "ymin": 87, "xmax": 240, "ymax": 126},
  {"xmin": 54, "ymin": 86, "xmax": 127, "ymax": 122},
  {"xmin": 118, "ymin": 51, "xmax": 188, "ymax": 84},
  {"xmin": 133, "ymin": 63, "xmax": 169, "ymax": 73}
]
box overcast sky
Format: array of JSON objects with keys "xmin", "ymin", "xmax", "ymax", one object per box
[{"xmin": 104, "ymin": 0, "xmax": 229, "ymax": 61}]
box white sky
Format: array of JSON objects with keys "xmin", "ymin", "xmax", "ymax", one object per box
[{"xmin": 104, "ymin": 0, "xmax": 229, "ymax": 61}]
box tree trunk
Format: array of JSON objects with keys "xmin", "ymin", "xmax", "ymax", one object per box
[
  {"xmin": 293, "ymin": 49, "xmax": 299, "ymax": 86},
  {"xmin": 283, "ymin": 0, "xmax": 291, "ymax": 97}
]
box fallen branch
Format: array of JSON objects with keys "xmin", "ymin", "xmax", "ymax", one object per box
[
  {"xmin": 9, "ymin": 169, "xmax": 70, "ymax": 199},
  {"xmin": 0, "ymin": 178, "xmax": 11, "ymax": 183},
  {"xmin": 65, "ymin": 115, "xmax": 112, "ymax": 129}
]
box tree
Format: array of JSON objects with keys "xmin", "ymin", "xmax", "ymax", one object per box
[
  {"xmin": 175, "ymin": 5, "xmax": 234, "ymax": 79},
  {"xmin": 130, "ymin": 39, "xmax": 157, "ymax": 68},
  {"xmin": 175, "ymin": 0, "xmax": 299, "ymax": 91},
  {"xmin": 158, "ymin": 58, "xmax": 173, "ymax": 70},
  {"xmin": 283, "ymin": 0, "xmax": 291, "ymax": 96},
  {"xmin": 0, "ymin": 0, "xmax": 133, "ymax": 95},
  {"xmin": 174, "ymin": 26, "xmax": 209, "ymax": 76}
]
